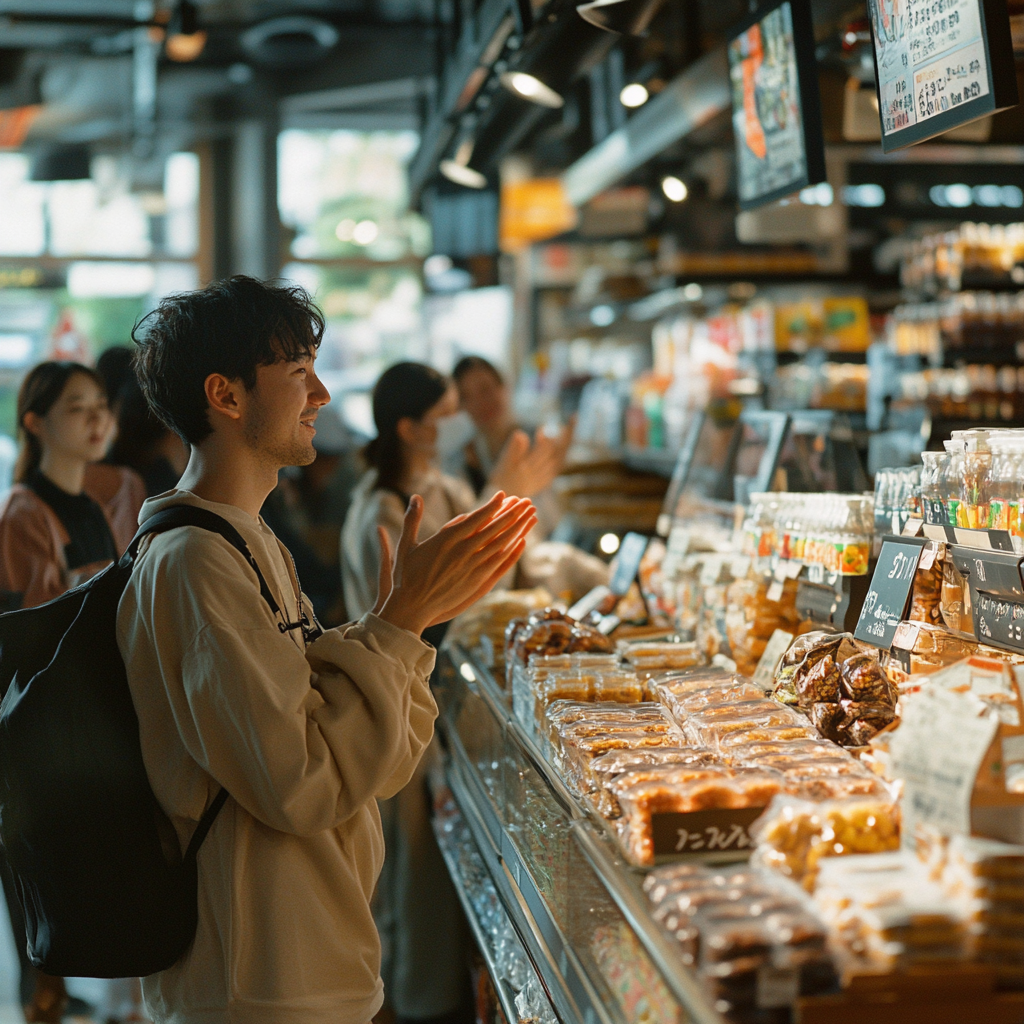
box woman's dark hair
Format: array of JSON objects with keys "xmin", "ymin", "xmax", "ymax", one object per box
[
  {"xmin": 108, "ymin": 376, "xmax": 174, "ymax": 474},
  {"xmin": 15, "ymin": 361, "xmax": 106, "ymax": 484},
  {"xmin": 131, "ymin": 275, "xmax": 325, "ymax": 445},
  {"xmin": 452, "ymin": 354, "xmax": 504, "ymax": 387},
  {"xmin": 366, "ymin": 362, "xmax": 448, "ymax": 493},
  {"xmin": 95, "ymin": 346, "xmax": 135, "ymax": 409}
]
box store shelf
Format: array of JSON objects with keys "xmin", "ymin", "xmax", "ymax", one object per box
[
  {"xmin": 432, "ymin": 806, "xmax": 543, "ymax": 1024},
  {"xmin": 439, "ymin": 645, "xmax": 728, "ymax": 1024}
]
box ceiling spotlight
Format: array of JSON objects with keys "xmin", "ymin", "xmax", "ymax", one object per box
[
  {"xmin": 619, "ymin": 83, "xmax": 649, "ymax": 108},
  {"xmin": 499, "ymin": 71, "xmax": 565, "ymax": 109},
  {"xmin": 661, "ymin": 175, "xmax": 688, "ymax": 202},
  {"xmin": 576, "ymin": 0, "xmax": 667, "ymax": 35},
  {"xmin": 166, "ymin": 0, "xmax": 206, "ymax": 62},
  {"xmin": 440, "ymin": 161, "xmax": 488, "ymax": 189}
]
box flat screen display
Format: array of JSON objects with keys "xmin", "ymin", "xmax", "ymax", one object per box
[
  {"xmin": 867, "ymin": 0, "xmax": 1019, "ymax": 150},
  {"xmin": 727, "ymin": 0, "xmax": 825, "ymax": 210}
]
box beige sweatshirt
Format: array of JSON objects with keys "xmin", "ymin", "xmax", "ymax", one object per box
[{"xmin": 116, "ymin": 490, "xmax": 437, "ymax": 1024}]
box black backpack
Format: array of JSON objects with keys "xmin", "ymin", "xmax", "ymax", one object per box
[{"xmin": 0, "ymin": 504, "xmax": 286, "ymax": 978}]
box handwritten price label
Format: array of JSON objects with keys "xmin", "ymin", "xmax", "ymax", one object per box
[
  {"xmin": 650, "ymin": 806, "xmax": 767, "ymax": 859},
  {"xmin": 855, "ymin": 537, "xmax": 926, "ymax": 649}
]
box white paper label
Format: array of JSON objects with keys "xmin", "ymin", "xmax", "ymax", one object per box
[
  {"xmin": 890, "ymin": 688, "xmax": 998, "ymax": 837},
  {"xmin": 918, "ymin": 541, "xmax": 939, "ymax": 571},
  {"xmin": 753, "ymin": 629, "xmax": 795, "ymax": 692},
  {"xmin": 731, "ymin": 556, "xmax": 752, "ymax": 579},
  {"xmin": 1003, "ymin": 734, "xmax": 1024, "ymax": 767},
  {"xmin": 902, "ymin": 518, "xmax": 924, "ymax": 537},
  {"xmin": 766, "ymin": 579, "xmax": 785, "ymax": 603},
  {"xmin": 700, "ymin": 559, "xmax": 720, "ymax": 587}
]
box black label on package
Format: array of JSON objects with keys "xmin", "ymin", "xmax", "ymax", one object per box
[
  {"xmin": 650, "ymin": 806, "xmax": 766, "ymax": 857},
  {"xmin": 854, "ymin": 537, "xmax": 927, "ymax": 649},
  {"xmin": 609, "ymin": 532, "xmax": 649, "ymax": 597}
]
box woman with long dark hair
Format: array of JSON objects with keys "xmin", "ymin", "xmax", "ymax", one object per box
[
  {"xmin": 340, "ymin": 361, "xmax": 552, "ymax": 1024},
  {"xmin": 0, "ymin": 360, "xmax": 145, "ymax": 1023}
]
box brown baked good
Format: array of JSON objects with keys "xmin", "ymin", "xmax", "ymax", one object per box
[
  {"xmin": 795, "ymin": 654, "xmax": 841, "ymax": 706},
  {"xmin": 839, "ymin": 651, "xmax": 892, "ymax": 704},
  {"xmin": 566, "ymin": 623, "xmax": 616, "ymax": 655},
  {"xmin": 809, "ymin": 701, "xmax": 844, "ymax": 740}
]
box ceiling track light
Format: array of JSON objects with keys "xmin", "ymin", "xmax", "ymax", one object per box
[
  {"xmin": 576, "ymin": 0, "xmax": 667, "ymax": 36},
  {"xmin": 499, "ymin": 71, "xmax": 565, "ymax": 109},
  {"xmin": 166, "ymin": 0, "xmax": 206, "ymax": 62}
]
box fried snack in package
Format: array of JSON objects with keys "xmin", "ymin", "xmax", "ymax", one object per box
[
  {"xmin": 772, "ymin": 630, "xmax": 838, "ymax": 706},
  {"xmin": 883, "ymin": 620, "xmax": 980, "ymax": 685},
  {"xmin": 942, "ymin": 835, "xmax": 1024, "ymax": 988},
  {"xmin": 618, "ymin": 772, "xmax": 783, "ymax": 867},
  {"xmin": 751, "ymin": 794, "xmax": 901, "ymax": 891},
  {"xmin": 814, "ymin": 853, "xmax": 968, "ymax": 974},
  {"xmin": 725, "ymin": 575, "xmax": 807, "ymax": 677},
  {"xmin": 592, "ymin": 670, "xmax": 644, "ymax": 703},
  {"xmin": 716, "ymin": 723, "xmax": 822, "ymax": 752},
  {"xmin": 560, "ymin": 728, "xmax": 688, "ymax": 797},
  {"xmin": 908, "ymin": 547, "xmax": 943, "ymax": 626},
  {"xmin": 620, "ymin": 640, "xmax": 705, "ymax": 675},
  {"xmin": 658, "ymin": 679, "xmax": 767, "ymax": 725},
  {"xmin": 448, "ymin": 587, "xmax": 552, "ymax": 678},
  {"xmin": 643, "ymin": 864, "xmax": 837, "ymax": 1018},
  {"xmin": 686, "ymin": 701, "xmax": 807, "ymax": 748},
  {"xmin": 719, "ymin": 738, "xmax": 845, "ymax": 765}
]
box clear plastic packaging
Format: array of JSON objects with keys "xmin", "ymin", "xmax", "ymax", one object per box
[{"xmin": 751, "ymin": 795, "xmax": 901, "ymax": 891}]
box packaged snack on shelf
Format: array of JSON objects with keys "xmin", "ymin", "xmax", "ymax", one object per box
[
  {"xmin": 716, "ymin": 723, "xmax": 823, "ymax": 750},
  {"xmin": 814, "ymin": 853, "xmax": 969, "ymax": 974},
  {"xmin": 620, "ymin": 639, "xmax": 704, "ymax": 673},
  {"xmin": 686, "ymin": 701, "xmax": 808, "ymax": 747},
  {"xmin": 751, "ymin": 794, "xmax": 901, "ymax": 891},
  {"xmin": 939, "ymin": 556, "xmax": 975, "ymax": 637},
  {"xmin": 724, "ymin": 575, "xmax": 808, "ymax": 677},
  {"xmin": 883, "ymin": 620, "xmax": 980, "ymax": 684},
  {"xmin": 941, "ymin": 835, "xmax": 1024, "ymax": 988},
  {"xmin": 448, "ymin": 587, "xmax": 553, "ymax": 679},
  {"xmin": 592, "ymin": 670, "xmax": 644, "ymax": 703},
  {"xmin": 617, "ymin": 772, "xmax": 784, "ymax": 867},
  {"xmin": 719, "ymin": 738, "xmax": 844, "ymax": 764}
]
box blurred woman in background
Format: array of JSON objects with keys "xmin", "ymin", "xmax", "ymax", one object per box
[
  {"xmin": 0, "ymin": 361, "xmax": 146, "ymax": 1023},
  {"xmin": 341, "ymin": 361, "xmax": 544, "ymax": 1024},
  {"xmin": 451, "ymin": 355, "xmax": 571, "ymax": 539}
]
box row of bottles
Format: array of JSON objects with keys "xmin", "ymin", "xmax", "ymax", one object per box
[{"xmin": 920, "ymin": 428, "xmax": 1024, "ymax": 535}]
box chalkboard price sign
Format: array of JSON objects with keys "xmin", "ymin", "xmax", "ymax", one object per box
[{"xmin": 854, "ymin": 537, "xmax": 928, "ymax": 649}]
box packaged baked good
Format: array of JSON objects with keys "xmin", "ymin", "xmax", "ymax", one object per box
[
  {"xmin": 808, "ymin": 702, "xmax": 844, "ymax": 741},
  {"xmin": 621, "ymin": 640, "xmax": 704, "ymax": 673},
  {"xmin": 716, "ymin": 723, "xmax": 822, "ymax": 750},
  {"xmin": 752, "ymin": 795, "xmax": 901, "ymax": 891},
  {"xmin": 592, "ymin": 670, "xmax": 644, "ymax": 703},
  {"xmin": 940, "ymin": 557, "xmax": 975, "ymax": 637},
  {"xmin": 618, "ymin": 772, "xmax": 783, "ymax": 867},
  {"xmin": 908, "ymin": 545, "xmax": 943, "ymax": 625},
  {"xmin": 838, "ymin": 650, "xmax": 892, "ymax": 704}
]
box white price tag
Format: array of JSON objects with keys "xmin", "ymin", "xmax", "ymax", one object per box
[
  {"xmin": 730, "ymin": 556, "xmax": 752, "ymax": 579},
  {"xmin": 752, "ymin": 629, "xmax": 794, "ymax": 693},
  {"xmin": 766, "ymin": 579, "xmax": 785, "ymax": 603},
  {"xmin": 902, "ymin": 518, "xmax": 924, "ymax": 537},
  {"xmin": 700, "ymin": 558, "xmax": 720, "ymax": 587},
  {"xmin": 918, "ymin": 541, "xmax": 939, "ymax": 571},
  {"xmin": 892, "ymin": 511, "xmax": 902, "ymax": 535}
]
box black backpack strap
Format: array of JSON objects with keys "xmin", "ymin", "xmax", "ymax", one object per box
[
  {"xmin": 121, "ymin": 505, "xmax": 290, "ymax": 852},
  {"xmin": 122, "ymin": 505, "xmax": 283, "ymax": 620},
  {"xmin": 184, "ymin": 788, "xmax": 230, "ymax": 863}
]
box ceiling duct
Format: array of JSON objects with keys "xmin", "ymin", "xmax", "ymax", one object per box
[
  {"xmin": 240, "ymin": 16, "xmax": 339, "ymax": 68},
  {"xmin": 575, "ymin": 0, "xmax": 667, "ymax": 36},
  {"xmin": 30, "ymin": 143, "xmax": 92, "ymax": 181}
]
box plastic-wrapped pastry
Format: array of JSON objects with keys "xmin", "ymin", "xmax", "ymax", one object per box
[
  {"xmin": 621, "ymin": 640, "xmax": 704, "ymax": 672},
  {"xmin": 752, "ymin": 795, "xmax": 900, "ymax": 891},
  {"xmin": 784, "ymin": 774, "xmax": 891, "ymax": 802},
  {"xmin": 512, "ymin": 617, "xmax": 574, "ymax": 671},
  {"xmin": 716, "ymin": 724, "xmax": 821, "ymax": 750},
  {"xmin": 808, "ymin": 702, "xmax": 843, "ymax": 741},
  {"xmin": 839, "ymin": 651, "xmax": 892, "ymax": 704},
  {"xmin": 794, "ymin": 654, "xmax": 842, "ymax": 706},
  {"xmin": 566, "ymin": 623, "xmax": 617, "ymax": 655},
  {"xmin": 592, "ymin": 671, "xmax": 644, "ymax": 703},
  {"xmin": 722, "ymin": 739, "xmax": 843, "ymax": 764}
]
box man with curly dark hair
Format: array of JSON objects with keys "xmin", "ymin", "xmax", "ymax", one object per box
[{"xmin": 118, "ymin": 276, "xmax": 536, "ymax": 1024}]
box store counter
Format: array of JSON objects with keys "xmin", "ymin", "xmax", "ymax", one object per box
[{"xmin": 435, "ymin": 644, "xmax": 727, "ymax": 1024}]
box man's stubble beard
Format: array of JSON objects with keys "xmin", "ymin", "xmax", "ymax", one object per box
[{"xmin": 243, "ymin": 401, "xmax": 317, "ymax": 469}]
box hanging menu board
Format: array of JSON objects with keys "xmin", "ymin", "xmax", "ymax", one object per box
[
  {"xmin": 727, "ymin": 0, "xmax": 826, "ymax": 210},
  {"xmin": 867, "ymin": 0, "xmax": 1019, "ymax": 151}
]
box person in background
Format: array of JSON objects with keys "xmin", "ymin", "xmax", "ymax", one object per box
[
  {"xmin": 340, "ymin": 362, "xmax": 558, "ymax": 1024},
  {"xmin": 0, "ymin": 361, "xmax": 146, "ymax": 1024},
  {"xmin": 451, "ymin": 355, "xmax": 572, "ymax": 539},
  {"xmin": 99, "ymin": 345, "xmax": 189, "ymax": 497}
]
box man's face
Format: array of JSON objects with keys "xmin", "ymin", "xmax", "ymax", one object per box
[{"xmin": 242, "ymin": 353, "xmax": 330, "ymax": 469}]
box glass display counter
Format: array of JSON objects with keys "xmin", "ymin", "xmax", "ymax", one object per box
[{"xmin": 434, "ymin": 645, "xmax": 728, "ymax": 1024}]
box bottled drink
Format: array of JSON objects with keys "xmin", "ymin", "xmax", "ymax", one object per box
[
  {"xmin": 962, "ymin": 433, "xmax": 991, "ymax": 529},
  {"xmin": 943, "ymin": 439, "xmax": 965, "ymax": 527},
  {"xmin": 920, "ymin": 451, "xmax": 945, "ymax": 525},
  {"xmin": 987, "ymin": 438, "xmax": 1014, "ymax": 530}
]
